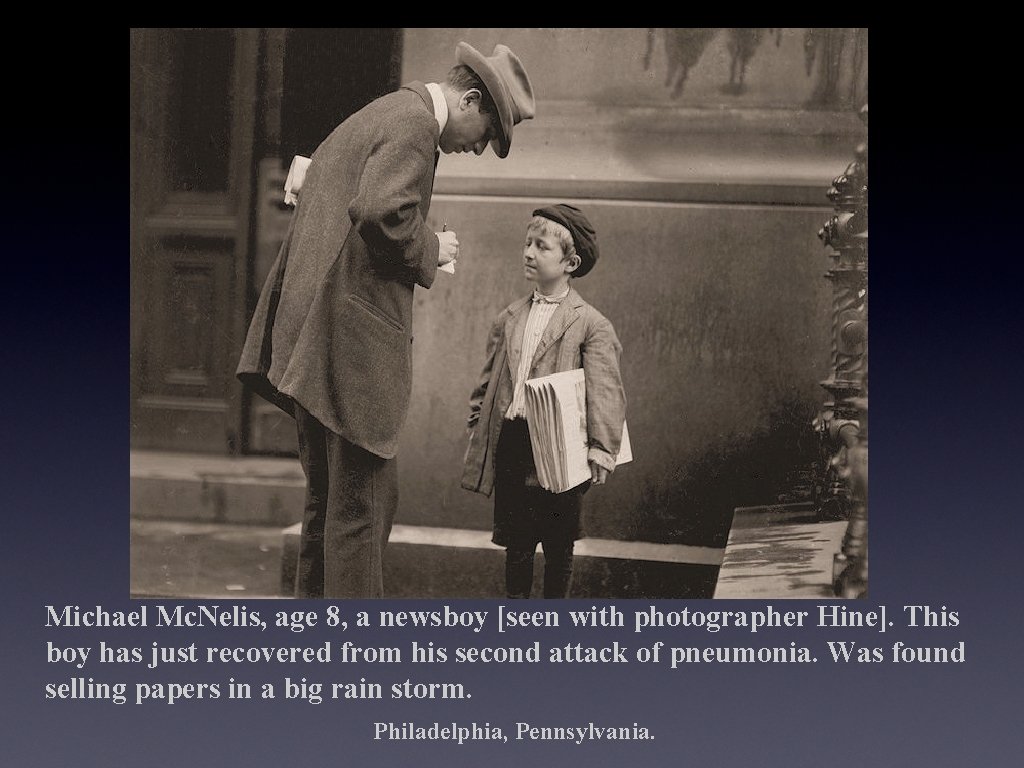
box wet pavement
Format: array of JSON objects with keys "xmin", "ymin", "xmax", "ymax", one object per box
[
  {"xmin": 714, "ymin": 507, "xmax": 848, "ymax": 598},
  {"xmin": 130, "ymin": 519, "xmax": 285, "ymax": 599},
  {"xmin": 129, "ymin": 450, "xmax": 728, "ymax": 599},
  {"xmin": 130, "ymin": 518, "xmax": 724, "ymax": 600}
]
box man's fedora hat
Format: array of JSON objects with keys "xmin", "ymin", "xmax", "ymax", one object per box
[{"xmin": 456, "ymin": 42, "xmax": 535, "ymax": 158}]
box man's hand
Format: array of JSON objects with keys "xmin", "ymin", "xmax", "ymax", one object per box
[
  {"xmin": 589, "ymin": 462, "xmax": 609, "ymax": 486},
  {"xmin": 437, "ymin": 230, "xmax": 459, "ymax": 266}
]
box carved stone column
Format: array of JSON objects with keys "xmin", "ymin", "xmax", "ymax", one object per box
[{"xmin": 815, "ymin": 104, "xmax": 868, "ymax": 596}]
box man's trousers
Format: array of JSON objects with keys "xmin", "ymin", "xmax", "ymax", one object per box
[{"xmin": 293, "ymin": 404, "xmax": 398, "ymax": 598}]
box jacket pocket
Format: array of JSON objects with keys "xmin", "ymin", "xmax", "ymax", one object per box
[{"xmin": 348, "ymin": 294, "xmax": 404, "ymax": 333}]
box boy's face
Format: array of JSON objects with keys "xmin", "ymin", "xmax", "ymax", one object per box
[{"xmin": 523, "ymin": 224, "xmax": 575, "ymax": 287}]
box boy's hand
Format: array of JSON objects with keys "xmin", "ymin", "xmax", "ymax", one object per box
[{"xmin": 589, "ymin": 462, "xmax": 609, "ymax": 486}]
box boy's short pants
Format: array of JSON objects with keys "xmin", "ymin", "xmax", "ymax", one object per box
[{"xmin": 491, "ymin": 418, "xmax": 586, "ymax": 549}]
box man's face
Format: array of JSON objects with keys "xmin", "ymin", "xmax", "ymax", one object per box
[{"xmin": 439, "ymin": 91, "xmax": 497, "ymax": 155}]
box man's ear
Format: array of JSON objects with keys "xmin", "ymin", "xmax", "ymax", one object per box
[
  {"xmin": 564, "ymin": 254, "xmax": 581, "ymax": 274},
  {"xmin": 459, "ymin": 88, "xmax": 482, "ymax": 110}
]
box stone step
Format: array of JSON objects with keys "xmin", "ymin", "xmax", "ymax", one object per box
[{"xmin": 131, "ymin": 450, "xmax": 305, "ymax": 527}]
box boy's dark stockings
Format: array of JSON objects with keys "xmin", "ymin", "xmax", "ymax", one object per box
[{"xmin": 506, "ymin": 541, "xmax": 574, "ymax": 598}]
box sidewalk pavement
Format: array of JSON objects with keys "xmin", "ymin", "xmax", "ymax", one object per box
[
  {"xmin": 130, "ymin": 519, "xmax": 284, "ymax": 599},
  {"xmin": 130, "ymin": 517, "xmax": 726, "ymax": 600}
]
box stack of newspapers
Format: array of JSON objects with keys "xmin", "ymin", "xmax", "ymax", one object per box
[{"xmin": 523, "ymin": 368, "xmax": 632, "ymax": 493}]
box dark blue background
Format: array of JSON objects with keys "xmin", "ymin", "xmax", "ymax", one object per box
[{"xmin": 2, "ymin": 27, "xmax": 1021, "ymax": 767}]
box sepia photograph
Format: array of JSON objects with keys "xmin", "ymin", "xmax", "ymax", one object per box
[{"xmin": 129, "ymin": 27, "xmax": 868, "ymax": 601}]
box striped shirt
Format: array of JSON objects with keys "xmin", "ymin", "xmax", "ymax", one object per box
[{"xmin": 505, "ymin": 286, "xmax": 571, "ymax": 420}]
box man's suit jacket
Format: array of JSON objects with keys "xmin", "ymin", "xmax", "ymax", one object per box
[
  {"xmin": 237, "ymin": 82, "xmax": 440, "ymax": 459},
  {"xmin": 461, "ymin": 287, "xmax": 627, "ymax": 497}
]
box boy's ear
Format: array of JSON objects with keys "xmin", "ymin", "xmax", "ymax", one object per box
[{"xmin": 564, "ymin": 254, "xmax": 581, "ymax": 274}]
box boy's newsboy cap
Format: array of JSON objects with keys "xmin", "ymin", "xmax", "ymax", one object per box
[{"xmin": 533, "ymin": 204, "xmax": 599, "ymax": 277}]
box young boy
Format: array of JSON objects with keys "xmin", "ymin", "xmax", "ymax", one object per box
[{"xmin": 461, "ymin": 204, "xmax": 627, "ymax": 598}]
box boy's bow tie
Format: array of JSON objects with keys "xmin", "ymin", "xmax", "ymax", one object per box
[{"xmin": 532, "ymin": 291, "xmax": 565, "ymax": 305}]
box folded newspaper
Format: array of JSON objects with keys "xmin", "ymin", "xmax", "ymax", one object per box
[
  {"xmin": 523, "ymin": 368, "xmax": 632, "ymax": 493},
  {"xmin": 283, "ymin": 155, "xmax": 311, "ymax": 206}
]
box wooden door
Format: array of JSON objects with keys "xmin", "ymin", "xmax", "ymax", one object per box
[{"xmin": 130, "ymin": 28, "xmax": 258, "ymax": 453}]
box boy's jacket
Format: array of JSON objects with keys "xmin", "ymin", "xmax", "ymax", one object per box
[{"xmin": 461, "ymin": 287, "xmax": 626, "ymax": 496}]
